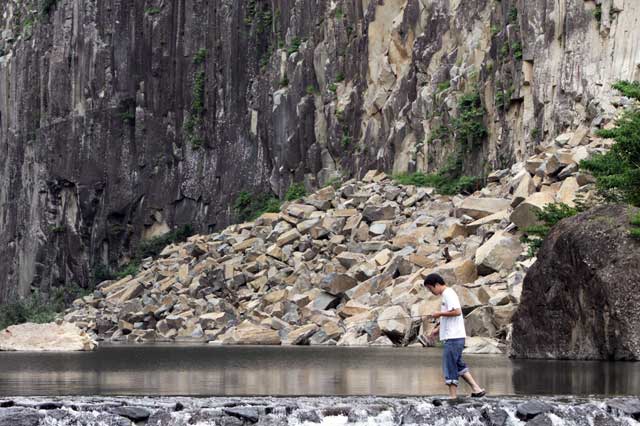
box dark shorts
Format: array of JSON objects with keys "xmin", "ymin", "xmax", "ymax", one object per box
[{"xmin": 443, "ymin": 338, "xmax": 468, "ymax": 386}]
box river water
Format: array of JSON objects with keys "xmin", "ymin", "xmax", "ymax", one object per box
[{"xmin": 1, "ymin": 344, "xmax": 638, "ymax": 397}]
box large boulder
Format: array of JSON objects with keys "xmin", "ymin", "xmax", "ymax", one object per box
[
  {"xmin": 511, "ymin": 205, "xmax": 640, "ymax": 360},
  {"xmin": 474, "ymin": 231, "xmax": 523, "ymax": 275},
  {"xmin": 0, "ymin": 322, "xmax": 97, "ymax": 351},
  {"xmin": 510, "ymin": 192, "xmax": 556, "ymax": 229}
]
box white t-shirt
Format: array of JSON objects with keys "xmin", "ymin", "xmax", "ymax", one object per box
[{"xmin": 439, "ymin": 287, "xmax": 466, "ymax": 340}]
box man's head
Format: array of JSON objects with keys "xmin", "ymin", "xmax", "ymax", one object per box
[{"xmin": 424, "ymin": 273, "xmax": 446, "ymax": 295}]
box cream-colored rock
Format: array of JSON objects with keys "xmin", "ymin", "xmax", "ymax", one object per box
[
  {"xmin": 556, "ymin": 177, "xmax": 580, "ymax": 206},
  {"xmin": 451, "ymin": 285, "xmax": 483, "ymax": 313},
  {"xmin": 463, "ymin": 336, "xmax": 504, "ymax": 354},
  {"xmin": 431, "ymin": 258, "xmax": 478, "ymax": 285},
  {"xmin": 457, "ymin": 198, "xmax": 512, "ymax": 220},
  {"xmin": 510, "ymin": 191, "xmax": 556, "ymax": 229},
  {"xmin": 0, "ymin": 322, "xmax": 97, "ymax": 351},
  {"xmin": 465, "ymin": 210, "xmax": 509, "ymax": 233},
  {"xmin": 276, "ymin": 229, "xmax": 301, "ymax": 247},
  {"xmin": 475, "ymin": 231, "xmax": 523, "ymax": 275},
  {"xmin": 378, "ymin": 305, "xmax": 410, "ymax": 338},
  {"xmin": 233, "ymin": 322, "xmax": 281, "ymax": 345},
  {"xmin": 465, "ymin": 306, "xmax": 496, "ymax": 337},
  {"xmin": 511, "ymin": 172, "xmax": 535, "ymax": 207},
  {"xmin": 284, "ymin": 324, "xmax": 319, "ymax": 345}
]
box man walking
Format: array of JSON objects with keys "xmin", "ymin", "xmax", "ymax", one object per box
[{"xmin": 424, "ymin": 273, "xmax": 486, "ymax": 398}]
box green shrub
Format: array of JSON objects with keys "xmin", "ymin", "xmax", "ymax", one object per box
[
  {"xmin": 428, "ymin": 125, "xmax": 449, "ymax": 143},
  {"xmin": 335, "ymin": 7, "xmax": 344, "ymax": 19},
  {"xmin": 582, "ymin": 108, "xmax": 640, "ymax": 206},
  {"xmin": 613, "ymin": 80, "xmax": 640, "ymax": 100},
  {"xmin": 521, "ymin": 203, "xmax": 580, "ymax": 257},
  {"xmin": 280, "ymin": 75, "xmax": 289, "ymax": 87},
  {"xmin": 453, "ymin": 91, "xmax": 487, "ymax": 148},
  {"xmin": 324, "ymin": 176, "xmax": 343, "ymax": 189},
  {"xmin": 393, "ymin": 172, "xmax": 480, "ymax": 196},
  {"xmin": 119, "ymin": 111, "xmax": 135, "ymax": 124},
  {"xmin": 630, "ymin": 212, "xmax": 640, "ymax": 239},
  {"xmin": 287, "ymin": 37, "xmax": 301, "ymax": 55},
  {"xmin": 341, "ymin": 132, "xmax": 352, "ymax": 149},
  {"xmin": 512, "ymin": 42, "xmax": 523, "ymax": 60},
  {"xmin": 234, "ymin": 191, "xmax": 281, "ymax": 222},
  {"xmin": 137, "ymin": 225, "xmax": 194, "ymax": 260},
  {"xmin": 508, "ymin": 7, "xmax": 518, "ymax": 23},
  {"xmin": 306, "ymin": 85, "xmax": 317, "ymax": 95},
  {"xmin": 286, "ymin": 182, "xmax": 307, "ymax": 201},
  {"xmin": 193, "ymin": 48, "xmax": 207, "ymax": 65},
  {"xmin": 335, "ymin": 73, "xmax": 345, "ymax": 83},
  {"xmin": 437, "ymin": 81, "xmax": 451, "ymax": 93},
  {"xmin": 145, "ymin": 7, "xmax": 162, "ymax": 15},
  {"xmin": 593, "ymin": 4, "xmax": 602, "ymax": 22},
  {"xmin": 328, "ymin": 83, "xmax": 337, "ymax": 93}
]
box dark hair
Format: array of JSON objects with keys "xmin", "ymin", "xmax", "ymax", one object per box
[{"xmin": 423, "ymin": 273, "xmax": 445, "ymax": 287}]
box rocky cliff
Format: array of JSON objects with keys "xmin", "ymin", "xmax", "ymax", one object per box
[{"xmin": 0, "ymin": 0, "xmax": 639, "ymax": 302}]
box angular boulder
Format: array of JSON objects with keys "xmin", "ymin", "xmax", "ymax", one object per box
[
  {"xmin": 457, "ymin": 198, "xmax": 512, "ymax": 220},
  {"xmin": 511, "ymin": 205, "xmax": 640, "ymax": 360},
  {"xmin": 510, "ymin": 192, "xmax": 556, "ymax": 229},
  {"xmin": 319, "ymin": 273, "xmax": 358, "ymax": 295},
  {"xmin": 0, "ymin": 322, "xmax": 97, "ymax": 352},
  {"xmin": 474, "ymin": 231, "xmax": 523, "ymax": 275}
]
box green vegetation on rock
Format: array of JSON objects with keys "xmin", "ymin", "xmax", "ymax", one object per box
[
  {"xmin": 96, "ymin": 225, "xmax": 195, "ymax": 283},
  {"xmin": 0, "ymin": 283, "xmax": 93, "ymax": 331},
  {"xmin": 234, "ymin": 191, "xmax": 281, "ymax": 222},
  {"xmin": 521, "ymin": 203, "xmax": 581, "ymax": 257},
  {"xmin": 393, "ymin": 172, "xmax": 479, "ymax": 196},
  {"xmin": 630, "ymin": 212, "xmax": 640, "ymax": 239},
  {"xmin": 581, "ymin": 109, "xmax": 640, "ymax": 206},
  {"xmin": 613, "ymin": 80, "xmax": 640, "ymax": 100},
  {"xmin": 145, "ymin": 7, "xmax": 162, "ymax": 16},
  {"xmin": 286, "ymin": 182, "xmax": 307, "ymax": 201}
]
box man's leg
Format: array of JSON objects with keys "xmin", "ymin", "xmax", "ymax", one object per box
[
  {"xmin": 460, "ymin": 371, "xmax": 483, "ymax": 394},
  {"xmin": 443, "ymin": 340, "xmax": 460, "ymax": 398},
  {"xmin": 447, "ymin": 384, "xmax": 457, "ymax": 398}
]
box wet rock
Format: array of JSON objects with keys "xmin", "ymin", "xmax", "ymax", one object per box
[
  {"xmin": 223, "ymin": 407, "xmax": 260, "ymax": 423},
  {"xmin": 516, "ymin": 400, "xmax": 553, "ymax": 420},
  {"xmin": 110, "ymin": 406, "xmax": 151, "ymax": 422},
  {"xmin": 481, "ymin": 407, "xmax": 509, "ymax": 426},
  {"xmin": 607, "ymin": 399, "xmax": 640, "ymax": 420},
  {"xmin": 0, "ymin": 408, "xmax": 43, "ymax": 426}
]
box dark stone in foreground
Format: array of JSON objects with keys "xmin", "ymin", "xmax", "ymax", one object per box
[
  {"xmin": 516, "ymin": 400, "xmax": 553, "ymax": 420},
  {"xmin": 110, "ymin": 405, "xmax": 152, "ymax": 421},
  {"xmin": 512, "ymin": 205, "xmax": 640, "ymax": 360},
  {"xmin": 0, "ymin": 396, "xmax": 639, "ymax": 424},
  {"xmin": 222, "ymin": 407, "xmax": 260, "ymax": 423},
  {"xmin": 607, "ymin": 399, "xmax": 640, "ymax": 420},
  {"xmin": 0, "ymin": 408, "xmax": 42, "ymax": 426}
]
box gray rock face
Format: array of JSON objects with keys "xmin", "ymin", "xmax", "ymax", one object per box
[
  {"xmin": 0, "ymin": 0, "xmax": 637, "ymax": 302},
  {"xmin": 511, "ymin": 205, "xmax": 640, "ymax": 360}
]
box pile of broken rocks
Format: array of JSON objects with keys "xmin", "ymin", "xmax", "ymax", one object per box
[{"xmin": 64, "ymin": 128, "xmax": 612, "ymax": 353}]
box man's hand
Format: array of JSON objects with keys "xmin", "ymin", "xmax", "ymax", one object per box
[{"xmin": 431, "ymin": 311, "xmax": 442, "ymax": 319}]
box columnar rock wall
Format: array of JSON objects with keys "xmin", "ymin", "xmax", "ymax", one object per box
[{"xmin": 0, "ymin": 0, "xmax": 638, "ymax": 301}]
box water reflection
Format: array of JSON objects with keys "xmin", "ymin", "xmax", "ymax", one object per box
[{"xmin": 0, "ymin": 345, "xmax": 638, "ymax": 397}]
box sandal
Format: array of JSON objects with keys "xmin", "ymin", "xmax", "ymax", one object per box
[{"xmin": 471, "ymin": 390, "xmax": 486, "ymax": 398}]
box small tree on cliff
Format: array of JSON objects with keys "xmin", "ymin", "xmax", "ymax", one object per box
[{"xmin": 581, "ymin": 84, "xmax": 640, "ymax": 207}]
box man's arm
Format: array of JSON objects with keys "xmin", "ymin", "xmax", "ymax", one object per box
[{"xmin": 432, "ymin": 308, "xmax": 462, "ymax": 318}]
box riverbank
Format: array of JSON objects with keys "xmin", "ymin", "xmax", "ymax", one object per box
[{"xmin": 1, "ymin": 395, "xmax": 639, "ymax": 425}]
